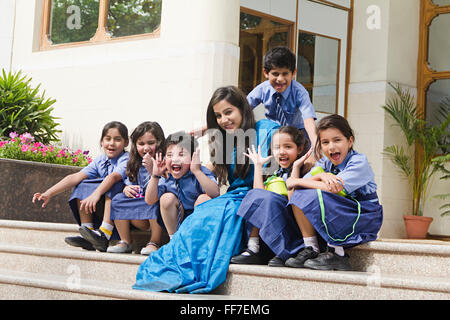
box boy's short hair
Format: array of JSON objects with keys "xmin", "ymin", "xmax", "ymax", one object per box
[
  {"xmin": 263, "ymin": 46, "xmax": 296, "ymax": 73},
  {"xmin": 165, "ymin": 131, "xmax": 198, "ymax": 157}
]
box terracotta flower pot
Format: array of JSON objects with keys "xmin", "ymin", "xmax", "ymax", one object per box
[{"xmin": 403, "ymin": 215, "xmax": 433, "ymax": 239}]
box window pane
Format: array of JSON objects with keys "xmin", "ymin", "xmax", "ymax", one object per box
[
  {"xmin": 428, "ymin": 13, "xmax": 450, "ymax": 72},
  {"xmin": 432, "ymin": 0, "xmax": 450, "ymax": 6},
  {"xmin": 50, "ymin": 0, "xmax": 99, "ymax": 44},
  {"xmin": 238, "ymin": 11, "xmax": 292, "ymax": 94},
  {"xmin": 297, "ymin": 32, "xmax": 339, "ymax": 114},
  {"xmin": 107, "ymin": 0, "xmax": 162, "ymax": 38},
  {"xmin": 426, "ymin": 79, "xmax": 450, "ymax": 154}
]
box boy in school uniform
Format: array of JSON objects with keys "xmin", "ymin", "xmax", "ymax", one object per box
[{"xmin": 247, "ymin": 46, "xmax": 318, "ymax": 151}]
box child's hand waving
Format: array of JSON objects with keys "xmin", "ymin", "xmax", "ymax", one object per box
[
  {"xmin": 244, "ymin": 145, "xmax": 273, "ymax": 168},
  {"xmin": 152, "ymin": 152, "xmax": 166, "ymax": 177},
  {"xmin": 190, "ymin": 148, "xmax": 201, "ymax": 174},
  {"xmin": 293, "ymin": 148, "xmax": 313, "ymax": 169}
]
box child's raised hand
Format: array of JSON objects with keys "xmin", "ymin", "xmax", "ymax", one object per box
[
  {"xmin": 293, "ymin": 148, "xmax": 313, "ymax": 169},
  {"xmin": 152, "ymin": 152, "xmax": 166, "ymax": 176},
  {"xmin": 243, "ymin": 145, "xmax": 273, "ymax": 167},
  {"xmin": 190, "ymin": 147, "xmax": 201, "ymax": 174},
  {"xmin": 32, "ymin": 192, "xmax": 51, "ymax": 208},
  {"xmin": 142, "ymin": 152, "xmax": 153, "ymax": 173}
]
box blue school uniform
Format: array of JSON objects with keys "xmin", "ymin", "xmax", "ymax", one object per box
[
  {"xmin": 236, "ymin": 167, "xmax": 304, "ymax": 261},
  {"xmin": 110, "ymin": 165, "xmax": 161, "ymax": 222},
  {"xmin": 68, "ymin": 152, "xmax": 128, "ymax": 235},
  {"xmin": 288, "ymin": 150, "xmax": 383, "ymax": 248},
  {"xmin": 247, "ymin": 79, "xmax": 316, "ymax": 132},
  {"xmin": 133, "ymin": 119, "xmax": 279, "ymax": 294},
  {"xmin": 157, "ymin": 166, "xmax": 217, "ymax": 224}
]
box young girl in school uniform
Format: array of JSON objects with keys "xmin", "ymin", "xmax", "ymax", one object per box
[
  {"xmin": 230, "ymin": 126, "xmax": 312, "ymax": 266},
  {"xmin": 105, "ymin": 121, "xmax": 166, "ymax": 255},
  {"xmin": 32, "ymin": 121, "xmax": 129, "ymax": 251},
  {"xmin": 285, "ymin": 114, "xmax": 383, "ymax": 271}
]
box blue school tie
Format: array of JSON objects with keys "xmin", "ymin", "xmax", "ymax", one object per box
[
  {"xmin": 330, "ymin": 165, "xmax": 340, "ymax": 175},
  {"xmin": 102, "ymin": 160, "xmax": 111, "ymax": 178},
  {"xmin": 276, "ymin": 167, "xmax": 289, "ymax": 180},
  {"xmin": 175, "ymin": 180, "xmax": 182, "ymax": 230},
  {"xmin": 274, "ymin": 92, "xmax": 288, "ymax": 127}
]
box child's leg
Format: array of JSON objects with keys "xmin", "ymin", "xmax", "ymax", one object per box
[
  {"xmin": 139, "ymin": 219, "xmax": 163, "ymax": 255},
  {"xmin": 114, "ymin": 220, "xmax": 132, "ymax": 244},
  {"xmin": 77, "ymin": 199, "xmax": 93, "ymax": 227},
  {"xmin": 97, "ymin": 196, "xmax": 114, "ymax": 240},
  {"xmin": 291, "ymin": 204, "xmax": 319, "ymax": 253},
  {"xmin": 160, "ymin": 192, "xmax": 183, "ymax": 238},
  {"xmin": 194, "ymin": 194, "xmax": 211, "ymax": 207}
]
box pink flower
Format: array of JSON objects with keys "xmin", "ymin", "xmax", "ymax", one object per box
[
  {"xmin": 74, "ymin": 149, "xmax": 82, "ymax": 155},
  {"xmin": 21, "ymin": 144, "xmax": 30, "ymax": 152},
  {"xmin": 87, "ymin": 157, "xmax": 93, "ymax": 164},
  {"xmin": 72, "ymin": 157, "xmax": 78, "ymax": 163},
  {"xmin": 0, "ymin": 141, "xmax": 8, "ymax": 148},
  {"xmin": 9, "ymin": 132, "xmax": 18, "ymax": 139},
  {"xmin": 20, "ymin": 133, "xmax": 34, "ymax": 144}
]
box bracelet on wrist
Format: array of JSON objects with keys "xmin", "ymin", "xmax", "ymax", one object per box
[{"xmin": 152, "ymin": 174, "xmax": 161, "ymax": 179}]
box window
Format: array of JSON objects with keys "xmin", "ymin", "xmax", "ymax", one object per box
[
  {"xmin": 297, "ymin": 31, "xmax": 340, "ymax": 114},
  {"xmin": 417, "ymin": 0, "xmax": 450, "ymax": 125},
  {"xmin": 40, "ymin": 0, "xmax": 162, "ymax": 49},
  {"xmin": 238, "ymin": 8, "xmax": 294, "ymax": 95}
]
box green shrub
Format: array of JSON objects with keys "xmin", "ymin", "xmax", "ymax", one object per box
[{"xmin": 0, "ymin": 69, "xmax": 61, "ymax": 144}]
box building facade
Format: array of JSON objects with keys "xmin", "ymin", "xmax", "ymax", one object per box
[{"xmin": 0, "ymin": 0, "xmax": 449, "ymax": 238}]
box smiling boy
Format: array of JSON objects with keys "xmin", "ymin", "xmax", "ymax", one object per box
[
  {"xmin": 247, "ymin": 46, "xmax": 317, "ymax": 151},
  {"xmin": 143, "ymin": 132, "xmax": 219, "ymax": 238}
]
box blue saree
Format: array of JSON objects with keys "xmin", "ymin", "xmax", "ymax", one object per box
[{"xmin": 133, "ymin": 119, "xmax": 279, "ymax": 294}]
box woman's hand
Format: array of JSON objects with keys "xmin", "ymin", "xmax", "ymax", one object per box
[{"xmin": 244, "ymin": 145, "xmax": 273, "ymax": 167}]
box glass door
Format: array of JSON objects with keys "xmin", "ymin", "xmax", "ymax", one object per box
[{"xmin": 297, "ymin": 0, "xmax": 350, "ymax": 119}]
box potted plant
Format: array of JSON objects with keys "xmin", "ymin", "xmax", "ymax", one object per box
[{"xmin": 382, "ymin": 82, "xmax": 450, "ymax": 238}]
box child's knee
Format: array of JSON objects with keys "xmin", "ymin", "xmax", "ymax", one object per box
[
  {"xmin": 194, "ymin": 194, "xmax": 211, "ymax": 207},
  {"xmin": 160, "ymin": 192, "xmax": 179, "ymax": 209}
]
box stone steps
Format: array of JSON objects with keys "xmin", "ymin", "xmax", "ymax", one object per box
[{"xmin": 0, "ymin": 219, "xmax": 449, "ymax": 300}]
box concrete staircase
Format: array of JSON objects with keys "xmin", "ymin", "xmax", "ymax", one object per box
[{"xmin": 0, "ymin": 219, "xmax": 449, "ymax": 300}]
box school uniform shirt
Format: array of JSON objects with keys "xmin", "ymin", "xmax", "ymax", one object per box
[
  {"xmin": 81, "ymin": 151, "xmax": 129, "ymax": 181},
  {"xmin": 247, "ymin": 79, "xmax": 317, "ymax": 130},
  {"xmin": 157, "ymin": 166, "xmax": 217, "ymax": 212},
  {"xmin": 305, "ymin": 149, "xmax": 378, "ymax": 200},
  {"xmin": 124, "ymin": 166, "xmax": 150, "ymax": 190}
]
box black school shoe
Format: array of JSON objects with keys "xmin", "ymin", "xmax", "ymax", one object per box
[
  {"xmin": 230, "ymin": 249, "xmax": 264, "ymax": 265},
  {"xmin": 285, "ymin": 247, "xmax": 319, "ymax": 268},
  {"xmin": 64, "ymin": 236, "xmax": 95, "ymax": 251},
  {"xmin": 79, "ymin": 226, "xmax": 109, "ymax": 252},
  {"xmin": 267, "ymin": 256, "xmax": 285, "ymax": 267},
  {"xmin": 303, "ymin": 247, "xmax": 352, "ymax": 271}
]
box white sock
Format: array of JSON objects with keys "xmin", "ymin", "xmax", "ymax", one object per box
[
  {"xmin": 328, "ymin": 244, "xmax": 345, "ymax": 256},
  {"xmin": 242, "ymin": 237, "xmax": 260, "ymax": 256},
  {"xmin": 81, "ymin": 223, "xmax": 94, "ymax": 230},
  {"xmin": 94, "ymin": 222, "xmax": 114, "ymax": 240},
  {"xmin": 304, "ymin": 236, "xmax": 319, "ymax": 253}
]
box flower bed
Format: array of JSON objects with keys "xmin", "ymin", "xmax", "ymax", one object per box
[{"xmin": 0, "ymin": 132, "xmax": 92, "ymax": 224}]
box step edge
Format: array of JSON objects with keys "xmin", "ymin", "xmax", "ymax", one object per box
[{"xmin": 0, "ymin": 268, "xmax": 243, "ymax": 300}]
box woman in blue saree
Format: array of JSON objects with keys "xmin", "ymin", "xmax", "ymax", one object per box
[{"xmin": 133, "ymin": 86, "xmax": 279, "ymax": 294}]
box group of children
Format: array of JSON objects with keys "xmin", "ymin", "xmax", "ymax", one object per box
[{"xmin": 32, "ymin": 47, "xmax": 383, "ymax": 288}]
